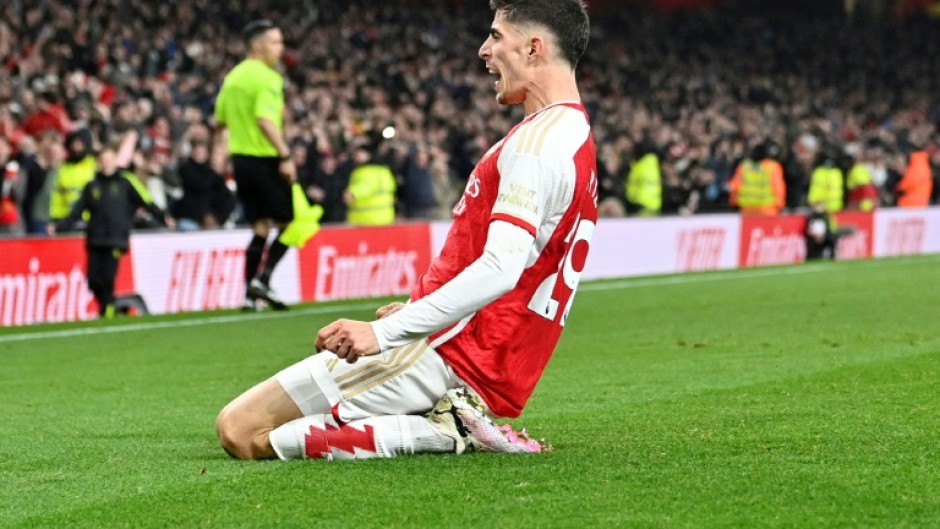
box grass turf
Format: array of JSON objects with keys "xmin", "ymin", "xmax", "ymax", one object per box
[{"xmin": 1, "ymin": 255, "xmax": 938, "ymax": 528}]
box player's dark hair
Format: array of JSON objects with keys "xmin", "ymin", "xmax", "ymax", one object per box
[
  {"xmin": 489, "ymin": 0, "xmax": 589, "ymax": 68},
  {"xmin": 242, "ymin": 19, "xmax": 276, "ymax": 48}
]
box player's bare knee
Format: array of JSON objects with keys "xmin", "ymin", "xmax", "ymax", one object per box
[
  {"xmin": 215, "ymin": 406, "xmax": 249, "ymax": 459},
  {"xmin": 215, "ymin": 405, "xmax": 273, "ymax": 460}
]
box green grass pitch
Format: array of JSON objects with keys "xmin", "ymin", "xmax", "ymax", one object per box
[{"xmin": 1, "ymin": 255, "xmax": 938, "ymax": 528}]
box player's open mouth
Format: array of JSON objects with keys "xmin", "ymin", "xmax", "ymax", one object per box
[{"xmin": 487, "ymin": 65, "xmax": 501, "ymax": 89}]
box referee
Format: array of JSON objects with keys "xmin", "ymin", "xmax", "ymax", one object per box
[{"xmin": 215, "ymin": 19, "xmax": 295, "ymax": 311}]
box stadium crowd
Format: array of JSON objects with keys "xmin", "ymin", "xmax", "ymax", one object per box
[{"xmin": 1, "ymin": 0, "xmax": 939, "ymax": 236}]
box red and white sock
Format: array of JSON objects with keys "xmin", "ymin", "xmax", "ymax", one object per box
[{"xmin": 268, "ymin": 414, "xmax": 455, "ymax": 461}]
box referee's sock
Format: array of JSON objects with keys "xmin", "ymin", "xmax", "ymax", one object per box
[
  {"xmin": 245, "ymin": 235, "xmax": 266, "ymax": 287},
  {"xmin": 257, "ymin": 239, "xmax": 289, "ymax": 285}
]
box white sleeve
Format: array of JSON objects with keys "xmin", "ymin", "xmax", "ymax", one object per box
[
  {"xmin": 491, "ymin": 149, "xmax": 547, "ymax": 236},
  {"xmin": 370, "ymin": 220, "xmax": 535, "ymax": 350}
]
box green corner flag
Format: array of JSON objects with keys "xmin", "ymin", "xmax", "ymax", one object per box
[{"xmin": 279, "ymin": 183, "xmax": 323, "ymax": 248}]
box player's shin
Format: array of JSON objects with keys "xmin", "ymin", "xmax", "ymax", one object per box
[{"xmin": 268, "ymin": 414, "xmax": 455, "ymax": 461}]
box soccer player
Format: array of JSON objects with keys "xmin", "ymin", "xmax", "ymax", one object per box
[
  {"xmin": 214, "ymin": 19, "xmax": 296, "ymax": 311},
  {"xmin": 216, "ymin": 0, "xmax": 598, "ymax": 460}
]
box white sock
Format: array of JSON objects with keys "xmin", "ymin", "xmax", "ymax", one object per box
[
  {"xmin": 407, "ymin": 416, "xmax": 457, "ymax": 453},
  {"xmin": 268, "ymin": 415, "xmax": 454, "ymax": 461}
]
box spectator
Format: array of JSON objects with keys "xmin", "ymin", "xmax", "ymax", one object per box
[
  {"xmin": 49, "ymin": 129, "xmax": 96, "ymax": 223},
  {"xmin": 428, "ymin": 147, "xmax": 460, "ymax": 221},
  {"xmin": 345, "ymin": 146, "xmax": 397, "ymax": 226},
  {"xmin": 625, "ymin": 140, "xmax": 662, "ymax": 216},
  {"xmin": 896, "ymin": 149, "xmax": 934, "ymax": 208},
  {"xmin": 0, "ymin": 138, "xmax": 24, "ymax": 235},
  {"xmin": 304, "ymin": 154, "xmax": 350, "ymax": 224},
  {"xmin": 174, "ymin": 140, "xmax": 233, "ymax": 230},
  {"xmin": 808, "ymin": 148, "xmax": 845, "ymax": 213},
  {"xmin": 845, "ymin": 145, "xmax": 879, "ymax": 211},
  {"xmin": 728, "ymin": 142, "xmax": 786, "ymax": 216},
  {"xmin": 400, "ymin": 146, "xmax": 437, "ymax": 220},
  {"xmin": 21, "ymin": 91, "xmax": 70, "ymax": 138},
  {"xmin": 27, "ymin": 132, "xmax": 65, "ymax": 235},
  {"xmin": 18, "ymin": 130, "xmax": 58, "ymax": 233}
]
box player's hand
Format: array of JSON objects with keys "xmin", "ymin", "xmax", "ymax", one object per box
[
  {"xmin": 279, "ymin": 159, "xmax": 296, "ymax": 183},
  {"xmin": 375, "ymin": 302, "xmax": 405, "ymax": 319},
  {"xmin": 46, "ymin": 223, "xmax": 56, "ymax": 236},
  {"xmin": 315, "ymin": 319, "xmax": 381, "ymax": 363},
  {"xmin": 164, "ymin": 217, "xmax": 177, "ymax": 230}
]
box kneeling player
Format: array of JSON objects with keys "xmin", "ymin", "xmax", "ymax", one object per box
[{"xmin": 216, "ymin": 0, "xmax": 597, "ymax": 460}]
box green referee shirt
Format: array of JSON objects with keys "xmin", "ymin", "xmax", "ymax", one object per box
[{"xmin": 214, "ymin": 59, "xmax": 284, "ymax": 157}]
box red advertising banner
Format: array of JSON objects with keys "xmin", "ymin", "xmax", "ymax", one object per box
[
  {"xmin": 0, "ymin": 237, "xmax": 134, "ymax": 326},
  {"xmin": 738, "ymin": 215, "xmax": 807, "ymax": 267},
  {"xmin": 297, "ymin": 224, "xmax": 433, "ymax": 302},
  {"xmin": 833, "ymin": 211, "xmax": 874, "ymax": 260}
]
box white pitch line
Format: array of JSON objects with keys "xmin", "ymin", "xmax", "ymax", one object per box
[
  {"xmin": 1, "ymin": 255, "xmax": 937, "ymax": 343},
  {"xmin": 581, "ymin": 254, "xmax": 938, "ymax": 292},
  {"xmin": 580, "ymin": 265, "xmax": 820, "ymax": 292},
  {"xmin": 0, "ymin": 301, "xmax": 380, "ymax": 344}
]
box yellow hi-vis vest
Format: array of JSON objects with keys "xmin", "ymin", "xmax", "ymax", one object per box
[
  {"xmin": 737, "ymin": 161, "xmax": 775, "ymax": 208},
  {"xmin": 626, "ymin": 153, "xmax": 661, "ymax": 214},
  {"xmin": 347, "ymin": 164, "xmax": 397, "ymax": 226},
  {"xmin": 50, "ymin": 155, "xmax": 96, "ymax": 220},
  {"xmin": 808, "ymin": 166, "xmax": 844, "ymax": 213}
]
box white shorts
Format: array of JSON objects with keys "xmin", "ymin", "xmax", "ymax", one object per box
[{"xmin": 275, "ymin": 339, "xmax": 470, "ymax": 422}]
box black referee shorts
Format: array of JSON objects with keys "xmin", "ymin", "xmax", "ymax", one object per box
[{"xmin": 232, "ymin": 155, "xmax": 293, "ymax": 224}]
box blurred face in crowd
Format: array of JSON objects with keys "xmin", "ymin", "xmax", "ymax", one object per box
[
  {"xmin": 37, "ymin": 131, "xmax": 61, "ymax": 158},
  {"xmin": 190, "ymin": 143, "xmax": 209, "ymax": 163},
  {"xmin": 69, "ymin": 136, "xmax": 84, "ymax": 154},
  {"xmin": 291, "ymin": 143, "xmax": 307, "ymax": 165},
  {"xmin": 251, "ymin": 28, "xmax": 284, "ymax": 68},
  {"xmin": 321, "ymin": 155, "xmax": 337, "ymax": 174},
  {"xmin": 97, "ymin": 148, "xmax": 118, "ymax": 176},
  {"xmin": 479, "ymin": 10, "xmax": 535, "ymax": 107}
]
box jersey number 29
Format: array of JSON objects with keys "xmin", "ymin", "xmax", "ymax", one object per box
[{"xmin": 526, "ymin": 215, "xmax": 595, "ymax": 326}]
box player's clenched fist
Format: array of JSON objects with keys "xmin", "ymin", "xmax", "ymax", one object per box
[{"xmin": 315, "ymin": 319, "xmax": 381, "ymax": 363}]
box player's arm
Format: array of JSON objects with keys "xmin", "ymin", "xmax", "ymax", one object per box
[
  {"xmin": 317, "ymin": 139, "xmax": 551, "ymax": 362},
  {"xmin": 316, "ymin": 220, "xmax": 535, "ymax": 362},
  {"xmin": 372, "ymin": 219, "xmax": 534, "ymax": 344}
]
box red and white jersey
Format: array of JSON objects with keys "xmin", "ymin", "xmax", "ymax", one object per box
[{"xmin": 413, "ymin": 101, "xmax": 598, "ymax": 418}]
